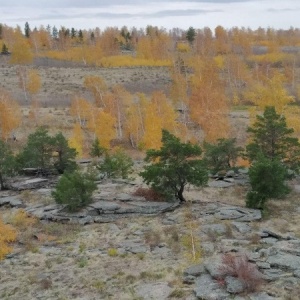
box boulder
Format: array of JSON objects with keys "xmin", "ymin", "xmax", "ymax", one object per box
[
  {"xmin": 194, "ymin": 274, "xmax": 230, "ymax": 300},
  {"xmin": 225, "ymin": 276, "xmax": 245, "ymax": 294}
]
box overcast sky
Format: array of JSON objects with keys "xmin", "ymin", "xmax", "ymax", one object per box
[{"xmin": 0, "ymin": 0, "xmax": 299, "ymax": 31}]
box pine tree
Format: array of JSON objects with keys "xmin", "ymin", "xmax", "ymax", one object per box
[
  {"xmin": 0, "ymin": 141, "xmax": 16, "ymax": 190},
  {"xmin": 140, "ymin": 130, "xmax": 208, "ymax": 202},
  {"xmin": 247, "ymin": 106, "xmax": 300, "ymax": 173},
  {"xmin": 24, "ymin": 22, "xmax": 30, "ymax": 38},
  {"xmin": 1, "ymin": 43, "xmax": 9, "ymax": 55},
  {"xmin": 186, "ymin": 27, "xmax": 196, "ymax": 44}
]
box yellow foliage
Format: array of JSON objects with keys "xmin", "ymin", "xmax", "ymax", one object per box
[
  {"xmin": 99, "ymin": 55, "xmax": 171, "ymax": 67},
  {"xmin": 27, "ymin": 69, "xmax": 41, "ymax": 94},
  {"xmin": 125, "ymin": 93, "xmax": 147, "ymax": 148},
  {"xmin": 0, "ymin": 89, "xmax": 21, "ymax": 140},
  {"xmin": 70, "ymin": 96, "xmax": 92, "ymax": 124},
  {"xmin": 92, "ymin": 110, "xmax": 116, "ymax": 149},
  {"xmin": 285, "ymin": 106, "xmax": 300, "ymax": 138},
  {"xmin": 214, "ymin": 55, "xmax": 225, "ymax": 69},
  {"xmin": 244, "ymin": 73, "xmax": 294, "ymax": 112},
  {"xmin": 142, "ymin": 91, "xmax": 178, "ymax": 149},
  {"xmin": 10, "ymin": 36, "xmax": 33, "ymax": 64},
  {"xmin": 248, "ymin": 52, "xmax": 293, "ymax": 65},
  {"xmin": 190, "ymin": 58, "xmax": 230, "ymax": 142},
  {"xmin": 8, "ymin": 209, "xmax": 37, "ymax": 229},
  {"xmin": 83, "ymin": 76, "xmax": 107, "ymax": 107},
  {"xmin": 69, "ymin": 123, "xmax": 84, "ymax": 157},
  {"xmin": 176, "ymin": 42, "xmax": 190, "ymax": 53},
  {"xmin": 0, "ymin": 217, "xmax": 17, "ymax": 260}
]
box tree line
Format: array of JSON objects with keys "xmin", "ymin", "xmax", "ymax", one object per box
[{"xmin": 1, "ymin": 106, "xmax": 299, "ymax": 212}]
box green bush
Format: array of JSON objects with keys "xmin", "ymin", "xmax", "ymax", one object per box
[
  {"xmin": 246, "ymin": 156, "xmax": 290, "ymax": 209},
  {"xmin": 203, "ymin": 138, "xmax": 243, "ymax": 174},
  {"xmin": 97, "ymin": 148, "xmax": 133, "ymax": 179},
  {"xmin": 52, "ymin": 171, "xmax": 97, "ymax": 212}
]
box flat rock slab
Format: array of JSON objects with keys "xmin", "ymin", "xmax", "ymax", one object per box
[
  {"xmin": 0, "ymin": 196, "xmax": 24, "ymax": 208},
  {"xmin": 208, "ymin": 180, "xmax": 234, "ymax": 188},
  {"xmin": 89, "ymin": 200, "xmax": 120, "ymax": 211},
  {"xmin": 267, "ymin": 252, "xmax": 300, "ymax": 271},
  {"xmin": 10, "ymin": 178, "xmax": 48, "ymax": 191},
  {"xmin": 214, "ymin": 207, "xmax": 261, "ymax": 221},
  {"xmin": 136, "ymin": 282, "xmax": 172, "ymax": 300}
]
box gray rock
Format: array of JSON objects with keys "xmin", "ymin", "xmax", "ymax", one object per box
[
  {"xmin": 201, "ymin": 242, "xmax": 215, "ymax": 255},
  {"xmin": 89, "ymin": 200, "xmax": 120, "ymax": 211},
  {"xmin": 9, "ymin": 178, "xmax": 48, "ymax": 190},
  {"xmin": 214, "ymin": 208, "xmax": 243, "ymax": 220},
  {"xmin": 267, "ymin": 253, "xmax": 300, "ymax": 271},
  {"xmin": 214, "ymin": 207, "xmax": 261, "ymax": 222},
  {"xmin": 232, "ymin": 222, "xmax": 252, "ymax": 234},
  {"xmin": 114, "ymin": 193, "xmax": 132, "ymax": 201},
  {"xmin": 294, "ymin": 269, "xmax": 300, "ymax": 278},
  {"xmin": 226, "ymin": 170, "xmax": 236, "ymax": 177},
  {"xmin": 262, "ymin": 268, "xmax": 288, "ymax": 281},
  {"xmin": 202, "ymin": 224, "xmax": 227, "ymax": 235},
  {"xmin": 256, "ymin": 262, "xmax": 270, "ymax": 269},
  {"xmin": 184, "ymin": 264, "xmax": 206, "ymax": 277},
  {"xmin": 194, "ymin": 274, "xmax": 230, "ymax": 300},
  {"xmin": 261, "ymin": 237, "xmax": 278, "ymax": 245},
  {"xmin": 225, "ymin": 276, "xmax": 245, "ymax": 294},
  {"xmin": 76, "ymin": 216, "xmax": 94, "ymax": 225},
  {"xmin": 208, "ymin": 180, "xmax": 234, "ymax": 188},
  {"xmin": 136, "ymin": 282, "xmax": 172, "ymax": 300},
  {"xmin": 248, "ymin": 292, "xmax": 276, "ymax": 300},
  {"xmin": 238, "ymin": 168, "xmax": 249, "ymax": 174},
  {"xmin": 0, "ymin": 196, "xmax": 24, "ymax": 208},
  {"xmin": 204, "ymin": 256, "xmax": 223, "ymax": 279},
  {"xmin": 119, "ymin": 240, "xmax": 148, "ymax": 254}
]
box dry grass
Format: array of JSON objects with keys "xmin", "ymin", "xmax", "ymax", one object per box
[{"xmin": 218, "ymin": 253, "xmax": 264, "ymax": 294}]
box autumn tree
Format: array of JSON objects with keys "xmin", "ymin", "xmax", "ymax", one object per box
[
  {"xmin": 68, "ymin": 123, "xmax": 84, "ymax": 158},
  {"xmin": 103, "ymin": 85, "xmax": 130, "ymax": 140},
  {"xmin": 140, "ymin": 130, "xmax": 208, "ymax": 202},
  {"xmin": 125, "ymin": 93, "xmax": 147, "ymax": 148},
  {"xmin": 190, "ymin": 58, "xmax": 230, "ymax": 141},
  {"xmin": 83, "ymin": 75, "xmax": 108, "ymax": 107},
  {"xmin": 244, "ymin": 72, "xmax": 294, "ymax": 112},
  {"xmin": 0, "ymin": 89, "xmax": 21, "ymax": 140},
  {"xmin": 142, "ymin": 91, "xmax": 178, "ymax": 149},
  {"xmin": 10, "ymin": 31, "xmax": 33, "ymax": 64}
]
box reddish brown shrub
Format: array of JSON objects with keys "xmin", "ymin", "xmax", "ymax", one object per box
[
  {"xmin": 219, "ymin": 253, "xmax": 264, "ymax": 293},
  {"xmin": 133, "ymin": 187, "xmax": 165, "ymax": 202}
]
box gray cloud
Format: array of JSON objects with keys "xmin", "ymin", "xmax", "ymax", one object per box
[{"xmin": 0, "ymin": 0, "xmax": 262, "ymax": 9}]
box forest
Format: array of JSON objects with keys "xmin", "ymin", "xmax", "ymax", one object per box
[{"xmin": 1, "ymin": 22, "xmax": 300, "ymax": 158}]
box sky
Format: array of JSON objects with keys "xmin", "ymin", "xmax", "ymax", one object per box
[{"xmin": 0, "ymin": 0, "xmax": 299, "ymax": 31}]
